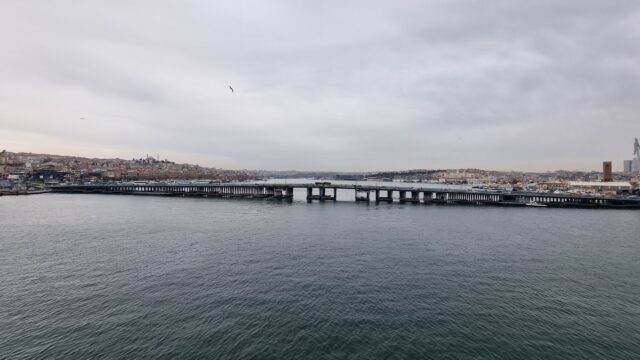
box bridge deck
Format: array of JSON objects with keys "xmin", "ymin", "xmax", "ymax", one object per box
[{"xmin": 48, "ymin": 182, "xmax": 640, "ymax": 209}]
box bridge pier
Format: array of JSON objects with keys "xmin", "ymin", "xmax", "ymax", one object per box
[
  {"xmin": 355, "ymin": 189, "xmax": 370, "ymax": 202},
  {"xmin": 423, "ymin": 191, "xmax": 434, "ymax": 203},
  {"xmin": 376, "ymin": 189, "xmax": 393, "ymax": 202},
  {"xmin": 306, "ymin": 187, "xmax": 336, "ymax": 201},
  {"xmin": 273, "ymin": 187, "xmax": 294, "ymax": 199},
  {"xmin": 398, "ymin": 190, "xmax": 419, "ymax": 203},
  {"xmin": 433, "ymin": 192, "xmax": 447, "ymax": 204}
]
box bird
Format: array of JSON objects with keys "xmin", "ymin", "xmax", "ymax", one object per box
[{"xmin": 228, "ymin": 85, "xmax": 234, "ymax": 93}]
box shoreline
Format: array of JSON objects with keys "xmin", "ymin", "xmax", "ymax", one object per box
[{"xmin": 0, "ymin": 190, "xmax": 51, "ymax": 196}]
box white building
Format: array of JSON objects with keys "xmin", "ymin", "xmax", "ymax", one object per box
[{"xmin": 568, "ymin": 181, "xmax": 632, "ymax": 194}]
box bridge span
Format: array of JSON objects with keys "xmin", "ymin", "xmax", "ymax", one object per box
[{"xmin": 49, "ymin": 182, "xmax": 640, "ymax": 209}]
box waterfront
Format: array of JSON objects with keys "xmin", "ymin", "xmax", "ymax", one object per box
[{"xmin": 2, "ymin": 194, "xmax": 640, "ymax": 359}]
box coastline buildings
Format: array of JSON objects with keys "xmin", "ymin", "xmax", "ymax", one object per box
[
  {"xmin": 0, "ymin": 150, "xmax": 258, "ymax": 185},
  {"xmin": 2, "ymin": 145, "xmax": 639, "ymax": 195}
]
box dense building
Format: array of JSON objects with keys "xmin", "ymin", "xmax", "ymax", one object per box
[
  {"xmin": 0, "ymin": 150, "xmax": 259, "ymax": 185},
  {"xmin": 539, "ymin": 181, "xmax": 568, "ymax": 191}
]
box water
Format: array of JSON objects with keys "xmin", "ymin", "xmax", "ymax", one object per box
[{"xmin": 1, "ymin": 194, "xmax": 639, "ymax": 359}]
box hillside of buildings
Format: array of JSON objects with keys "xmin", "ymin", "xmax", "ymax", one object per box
[
  {"xmin": 1, "ymin": 150, "xmax": 259, "ymax": 185},
  {"xmin": 2, "ymin": 149, "xmax": 639, "ymax": 195}
]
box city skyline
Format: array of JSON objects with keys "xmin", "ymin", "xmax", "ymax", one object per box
[{"xmin": 2, "ymin": 1, "xmax": 640, "ymax": 171}]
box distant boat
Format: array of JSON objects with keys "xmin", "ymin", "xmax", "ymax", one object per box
[{"xmin": 526, "ymin": 201, "xmax": 547, "ymax": 207}]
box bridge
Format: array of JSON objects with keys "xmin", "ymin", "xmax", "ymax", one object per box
[{"xmin": 49, "ymin": 182, "xmax": 640, "ymax": 209}]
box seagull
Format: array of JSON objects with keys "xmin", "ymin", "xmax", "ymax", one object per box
[{"xmin": 228, "ymin": 85, "xmax": 234, "ymax": 93}]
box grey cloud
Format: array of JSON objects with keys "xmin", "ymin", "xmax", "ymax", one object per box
[{"xmin": 1, "ymin": 0, "xmax": 639, "ymax": 171}]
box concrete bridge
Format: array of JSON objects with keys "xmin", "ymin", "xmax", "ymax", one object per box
[{"xmin": 49, "ymin": 182, "xmax": 640, "ymax": 209}]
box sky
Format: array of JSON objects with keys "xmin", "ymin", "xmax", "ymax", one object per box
[{"xmin": 1, "ymin": 1, "xmax": 640, "ymax": 171}]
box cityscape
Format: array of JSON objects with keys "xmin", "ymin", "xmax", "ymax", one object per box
[{"xmin": 2, "ymin": 137, "xmax": 639, "ymax": 198}]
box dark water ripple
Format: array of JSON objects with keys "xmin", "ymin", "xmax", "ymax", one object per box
[{"xmin": 1, "ymin": 194, "xmax": 640, "ymax": 359}]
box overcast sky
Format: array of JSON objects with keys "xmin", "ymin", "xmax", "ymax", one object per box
[{"xmin": 1, "ymin": 1, "xmax": 639, "ymax": 171}]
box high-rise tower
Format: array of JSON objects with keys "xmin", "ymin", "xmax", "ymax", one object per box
[
  {"xmin": 623, "ymin": 138, "xmax": 640, "ymax": 173},
  {"xmin": 603, "ymin": 161, "xmax": 612, "ymax": 182}
]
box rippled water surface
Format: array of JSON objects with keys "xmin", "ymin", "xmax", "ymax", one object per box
[{"xmin": 1, "ymin": 194, "xmax": 640, "ymax": 359}]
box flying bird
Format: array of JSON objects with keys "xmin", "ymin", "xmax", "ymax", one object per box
[{"xmin": 229, "ymin": 85, "xmax": 234, "ymax": 93}]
